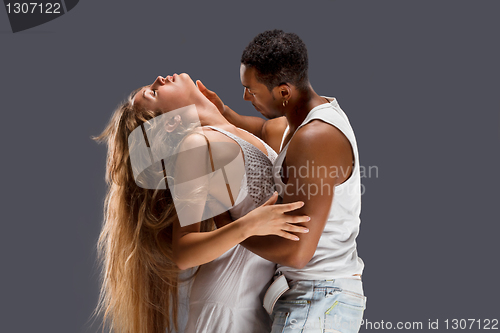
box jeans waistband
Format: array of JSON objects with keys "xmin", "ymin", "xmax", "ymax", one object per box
[{"xmin": 285, "ymin": 277, "xmax": 364, "ymax": 299}]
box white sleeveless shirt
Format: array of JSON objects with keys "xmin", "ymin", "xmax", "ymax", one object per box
[{"xmin": 273, "ymin": 97, "xmax": 364, "ymax": 281}]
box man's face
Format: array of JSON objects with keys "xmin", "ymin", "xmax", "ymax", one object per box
[{"xmin": 240, "ymin": 64, "xmax": 283, "ymax": 119}]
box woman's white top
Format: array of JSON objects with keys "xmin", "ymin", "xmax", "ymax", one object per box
[{"xmin": 184, "ymin": 126, "xmax": 278, "ymax": 333}]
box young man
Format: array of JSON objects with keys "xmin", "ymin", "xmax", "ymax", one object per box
[{"xmin": 198, "ymin": 30, "xmax": 365, "ymax": 333}]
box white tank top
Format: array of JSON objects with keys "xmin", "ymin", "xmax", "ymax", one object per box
[{"xmin": 273, "ymin": 97, "xmax": 364, "ymax": 281}]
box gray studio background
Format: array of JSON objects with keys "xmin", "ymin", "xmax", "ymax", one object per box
[{"xmin": 1, "ymin": 1, "xmax": 498, "ymax": 332}]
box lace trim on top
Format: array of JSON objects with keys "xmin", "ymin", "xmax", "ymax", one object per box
[{"xmin": 205, "ymin": 126, "xmax": 277, "ymax": 207}]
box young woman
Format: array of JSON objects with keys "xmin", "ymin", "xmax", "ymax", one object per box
[{"xmin": 94, "ymin": 73, "xmax": 310, "ymax": 333}]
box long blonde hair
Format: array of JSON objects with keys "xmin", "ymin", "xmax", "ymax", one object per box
[{"xmin": 93, "ymin": 90, "xmax": 212, "ymax": 333}]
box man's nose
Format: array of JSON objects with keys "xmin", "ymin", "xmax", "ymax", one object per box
[{"xmin": 243, "ymin": 87, "xmax": 251, "ymax": 101}]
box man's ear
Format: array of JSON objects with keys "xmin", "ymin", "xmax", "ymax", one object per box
[
  {"xmin": 278, "ymin": 83, "xmax": 292, "ymax": 100},
  {"xmin": 165, "ymin": 114, "xmax": 182, "ymax": 133}
]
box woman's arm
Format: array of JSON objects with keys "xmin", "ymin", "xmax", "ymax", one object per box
[{"xmin": 172, "ymin": 192, "xmax": 310, "ymax": 270}]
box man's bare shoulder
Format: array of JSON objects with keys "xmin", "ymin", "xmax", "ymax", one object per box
[
  {"xmin": 287, "ymin": 120, "xmax": 352, "ymax": 166},
  {"xmin": 293, "ymin": 119, "xmax": 345, "ymax": 143}
]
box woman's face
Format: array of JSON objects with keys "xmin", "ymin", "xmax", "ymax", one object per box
[{"xmin": 133, "ymin": 73, "xmax": 197, "ymax": 112}]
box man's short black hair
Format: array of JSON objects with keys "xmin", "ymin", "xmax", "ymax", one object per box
[{"xmin": 241, "ymin": 29, "xmax": 309, "ymax": 91}]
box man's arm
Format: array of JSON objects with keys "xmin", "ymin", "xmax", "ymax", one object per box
[
  {"xmin": 221, "ymin": 104, "xmax": 266, "ymax": 138},
  {"xmin": 261, "ymin": 116, "xmax": 288, "ymax": 153},
  {"xmin": 197, "ymin": 80, "xmax": 266, "ymax": 138},
  {"xmin": 222, "ymin": 107, "xmax": 288, "ymax": 153},
  {"xmin": 241, "ymin": 120, "xmax": 354, "ymax": 269}
]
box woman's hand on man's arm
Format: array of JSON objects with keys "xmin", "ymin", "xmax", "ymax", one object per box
[{"xmin": 172, "ymin": 192, "xmax": 310, "ymax": 270}]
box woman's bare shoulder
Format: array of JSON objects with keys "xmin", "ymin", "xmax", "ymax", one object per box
[
  {"xmin": 178, "ymin": 130, "xmax": 209, "ymax": 151},
  {"xmin": 200, "ymin": 128, "xmax": 242, "ymax": 168}
]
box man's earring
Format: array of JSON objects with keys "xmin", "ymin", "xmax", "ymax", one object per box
[{"xmin": 283, "ymin": 100, "xmax": 288, "ymax": 107}]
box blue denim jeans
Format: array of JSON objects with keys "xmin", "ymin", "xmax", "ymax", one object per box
[{"xmin": 270, "ymin": 278, "xmax": 366, "ymax": 333}]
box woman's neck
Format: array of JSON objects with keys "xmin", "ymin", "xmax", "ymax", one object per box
[{"xmin": 196, "ymin": 100, "xmax": 231, "ymax": 128}]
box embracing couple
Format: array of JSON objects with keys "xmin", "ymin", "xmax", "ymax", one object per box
[{"xmin": 95, "ymin": 30, "xmax": 366, "ymax": 333}]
